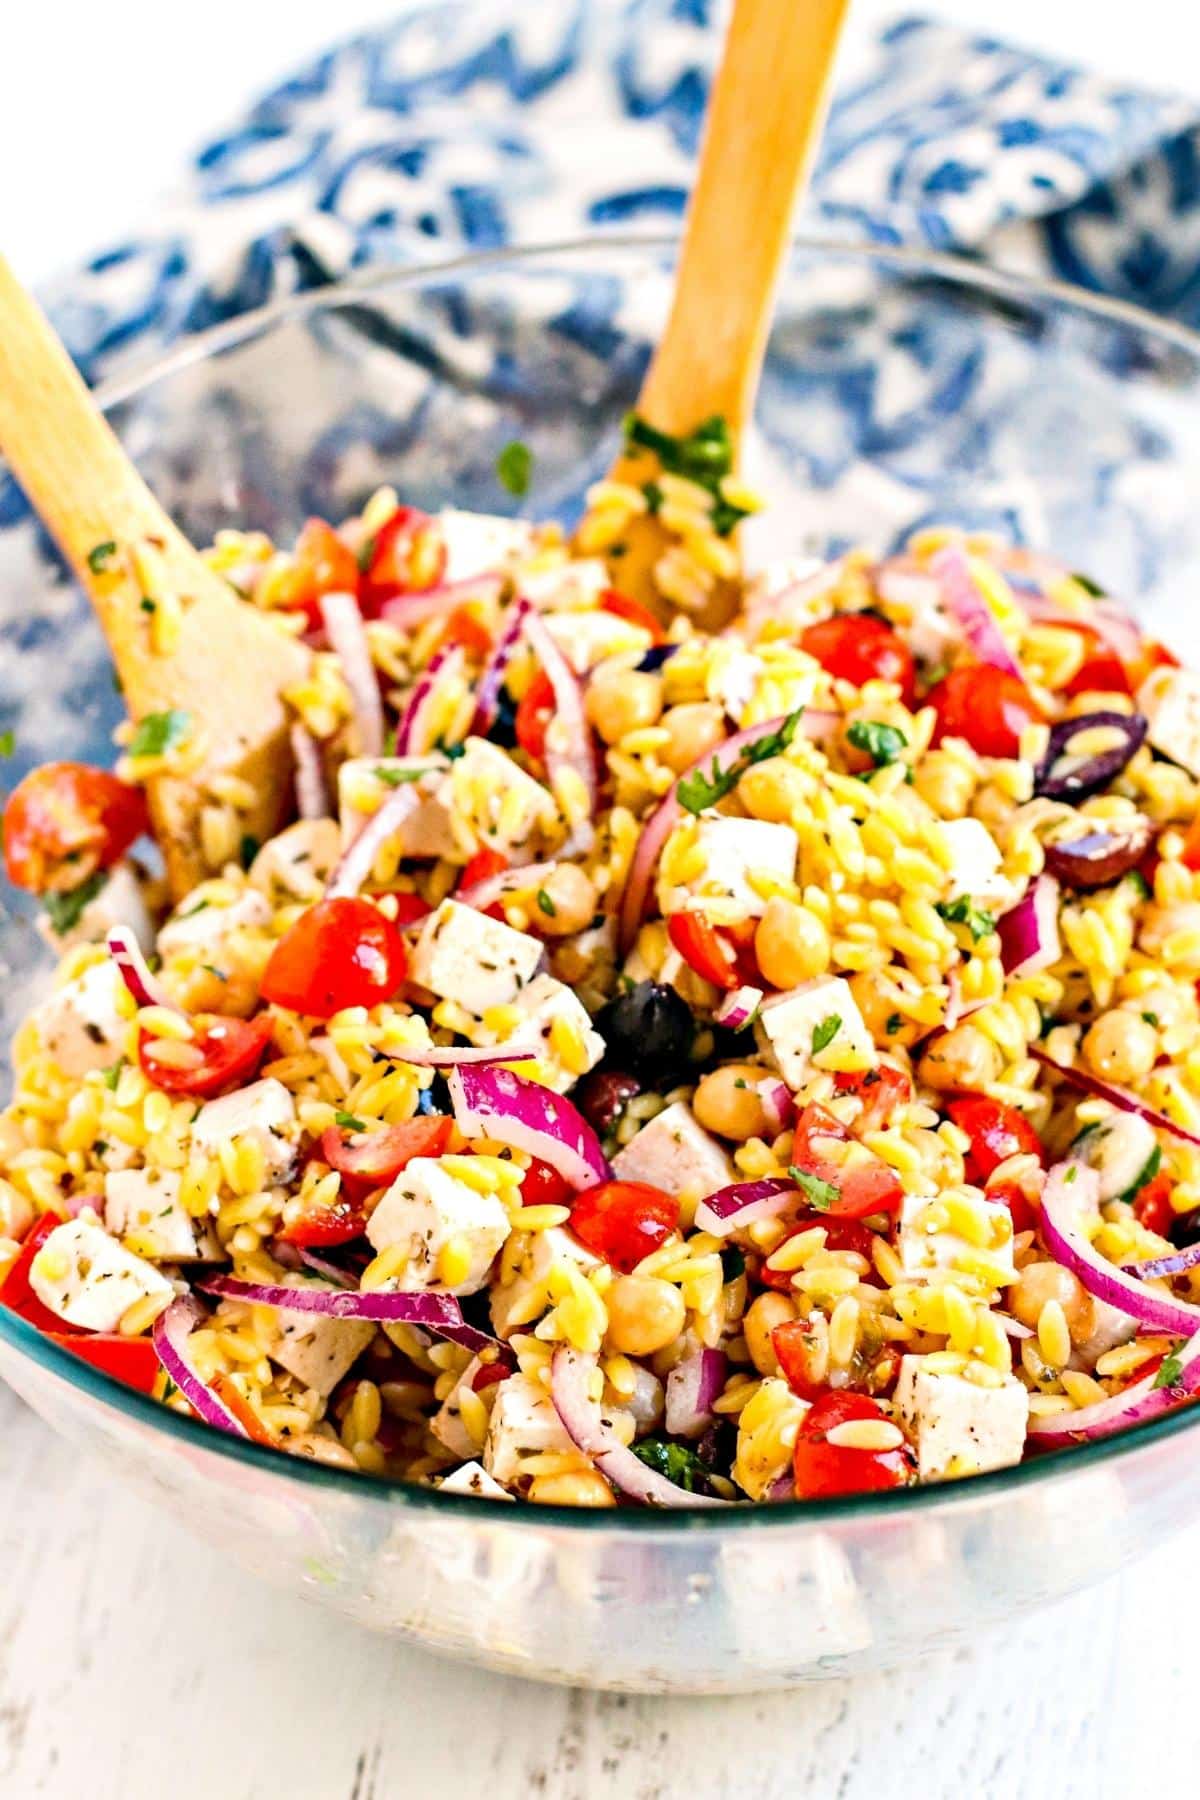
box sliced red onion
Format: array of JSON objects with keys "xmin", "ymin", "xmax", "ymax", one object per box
[
  {"xmin": 1003, "ymin": 560, "xmax": 1146, "ymax": 667},
  {"xmin": 618, "ymin": 711, "xmax": 838, "ymax": 953},
  {"xmin": 380, "ymin": 575, "xmax": 504, "ymax": 634},
  {"xmin": 107, "ymin": 926, "xmax": 184, "ymax": 1016},
  {"xmin": 522, "ymin": 612, "xmax": 597, "ymax": 825},
  {"xmin": 197, "ymin": 1274, "xmax": 513, "ymax": 1364},
  {"xmin": 385, "ymin": 1041, "xmax": 542, "ymax": 1068},
  {"xmin": 1032, "ymin": 1048, "xmax": 1200, "ymax": 1152},
  {"xmin": 744, "ymin": 558, "xmax": 844, "ymax": 636},
  {"xmin": 765, "ymin": 1471, "xmax": 796, "ymax": 1502},
  {"xmin": 664, "ymin": 1347, "xmax": 727, "ymax": 1438},
  {"xmin": 1033, "ymin": 711, "xmax": 1147, "ymax": 803},
  {"xmin": 456, "ymin": 858, "xmax": 559, "ymax": 914},
  {"xmin": 757, "ymin": 1078, "xmax": 793, "ymax": 1134},
  {"xmin": 693, "ymin": 1177, "xmax": 796, "ymax": 1238},
  {"xmin": 1040, "ymin": 1161, "xmax": 1200, "ymax": 1336},
  {"xmin": 447, "ymin": 1064, "xmax": 610, "ymax": 1192},
  {"xmin": 296, "ymin": 1249, "xmax": 357, "ymax": 1288},
  {"xmin": 714, "ymin": 985, "xmax": 763, "ymax": 1030},
  {"xmin": 1123, "ymin": 1243, "xmax": 1200, "ymax": 1280},
  {"xmin": 473, "ymin": 597, "xmax": 531, "ymax": 734},
  {"xmin": 324, "ymin": 783, "xmax": 420, "ymax": 898},
  {"xmin": 290, "ymin": 721, "xmax": 330, "ymax": 821},
  {"xmin": 394, "ymin": 642, "xmax": 466, "ymax": 755},
  {"xmin": 1042, "ymin": 822, "xmax": 1153, "ymax": 891},
  {"xmin": 321, "ymin": 590, "xmax": 384, "ymax": 757},
  {"xmin": 1028, "ymin": 1322, "xmax": 1200, "ymax": 1441},
  {"xmin": 997, "ymin": 874, "xmax": 1060, "ymax": 977},
  {"xmin": 550, "ymin": 1347, "xmax": 733, "ymax": 1507},
  {"xmin": 152, "ymin": 1296, "xmax": 249, "ymax": 1438},
  {"xmin": 930, "ymin": 546, "xmax": 1021, "ymax": 677}
]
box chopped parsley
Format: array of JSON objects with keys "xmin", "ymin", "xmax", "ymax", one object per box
[
  {"xmin": 788, "ymin": 1166, "xmax": 841, "ymax": 1212},
  {"xmin": 1142, "ymin": 1012, "xmax": 1160, "ymax": 1028},
  {"xmin": 1064, "ymin": 1165, "xmax": 1078, "ymax": 1184},
  {"xmin": 720, "ymin": 1246, "xmax": 746, "ymax": 1284},
  {"xmin": 811, "ymin": 1014, "xmax": 841, "ymax": 1055},
  {"xmin": 1071, "ymin": 571, "xmax": 1106, "ymax": 598},
  {"xmin": 102, "ymin": 1057, "xmax": 126, "ymax": 1091},
  {"xmin": 239, "ymin": 834, "xmax": 260, "ymax": 870},
  {"xmin": 140, "ymin": 597, "xmax": 156, "ymax": 614},
  {"xmin": 846, "ymin": 719, "xmax": 908, "ymax": 768},
  {"xmin": 127, "ymin": 708, "xmax": 192, "ymax": 759},
  {"xmin": 630, "ymin": 1438, "xmax": 713, "ymax": 1494},
  {"xmin": 0, "ymin": 729, "xmax": 14, "ymax": 758},
  {"xmin": 373, "ymin": 765, "xmax": 427, "ymax": 787},
  {"xmin": 936, "ymin": 895, "xmax": 997, "ymax": 942},
  {"xmin": 200, "ymin": 963, "xmax": 227, "ymax": 982},
  {"xmin": 622, "ymin": 412, "xmax": 749, "ymax": 537},
  {"xmin": 1154, "ymin": 1343, "xmax": 1186, "ymax": 1390},
  {"xmin": 885, "ymin": 1012, "xmax": 904, "ymax": 1036},
  {"xmin": 495, "ymin": 439, "xmax": 533, "ymax": 498},
  {"xmin": 87, "ymin": 540, "xmax": 117, "ymax": 574},
  {"xmin": 536, "ymin": 888, "xmax": 557, "ymax": 918},
  {"xmin": 676, "ymin": 707, "xmax": 805, "ymax": 815},
  {"xmin": 42, "ymin": 871, "xmax": 106, "ymax": 936},
  {"xmin": 334, "ymin": 1110, "xmax": 368, "ymax": 1133}
]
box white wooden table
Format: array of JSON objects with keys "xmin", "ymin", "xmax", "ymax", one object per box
[{"xmin": 3, "ymin": 1, "xmax": 1197, "ymax": 1793}]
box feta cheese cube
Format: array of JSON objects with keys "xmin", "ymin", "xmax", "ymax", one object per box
[
  {"xmin": 683, "ymin": 818, "xmax": 797, "ymax": 918},
  {"xmin": 157, "ymin": 885, "xmax": 272, "ymax": 961},
  {"xmin": 29, "ymin": 1217, "xmax": 173, "ymax": 1332},
  {"xmin": 707, "ymin": 647, "xmax": 765, "ymax": 724},
  {"xmin": 896, "ymin": 1191, "xmax": 1016, "ymax": 1286},
  {"xmin": 337, "ymin": 755, "xmax": 456, "ymax": 863},
  {"xmin": 480, "ymin": 974, "xmax": 604, "ymax": 1094},
  {"xmin": 755, "ymin": 976, "xmax": 875, "ymax": 1088},
  {"xmin": 439, "ymin": 1459, "xmax": 514, "ymax": 1500},
  {"xmin": 483, "ymin": 1371, "xmax": 575, "ymax": 1487},
  {"xmin": 104, "ymin": 1168, "xmax": 219, "ymax": 1262},
  {"xmin": 1138, "ymin": 666, "xmax": 1200, "ymax": 778},
  {"xmin": 895, "ymin": 1355, "xmax": 1029, "ymax": 1480},
  {"xmin": 31, "ymin": 960, "xmax": 130, "ymax": 1076},
  {"xmin": 444, "ymin": 738, "xmax": 558, "ymax": 854},
  {"xmin": 542, "ymin": 610, "xmax": 653, "ymax": 674},
  {"xmin": 611, "ymin": 1101, "xmax": 734, "ymax": 1200},
  {"xmin": 409, "ymin": 899, "xmax": 543, "ymax": 1015},
  {"xmin": 518, "ymin": 558, "xmax": 610, "ymax": 609},
  {"xmin": 38, "ymin": 860, "xmax": 154, "ymax": 956},
  {"xmin": 939, "ymin": 819, "xmax": 1010, "ymax": 906},
  {"xmin": 438, "ymin": 509, "xmax": 536, "ymax": 583},
  {"xmin": 190, "ymin": 1079, "xmax": 298, "ymax": 1184},
  {"xmin": 365, "ymin": 1156, "xmax": 511, "ymax": 1294},
  {"xmin": 265, "ymin": 1294, "xmax": 375, "ymax": 1397},
  {"xmin": 248, "ymin": 819, "xmax": 342, "ymax": 903},
  {"xmin": 490, "ymin": 1224, "xmax": 603, "ymax": 1339}
]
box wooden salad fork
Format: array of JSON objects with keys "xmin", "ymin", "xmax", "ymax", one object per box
[
  {"xmin": 0, "ymin": 255, "xmax": 311, "ymax": 900},
  {"xmin": 591, "ymin": 0, "xmax": 851, "ymax": 623}
]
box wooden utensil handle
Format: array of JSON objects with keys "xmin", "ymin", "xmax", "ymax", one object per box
[{"xmin": 636, "ymin": 0, "xmax": 850, "ymax": 437}]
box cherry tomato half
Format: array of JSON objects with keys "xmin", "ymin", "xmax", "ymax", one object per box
[
  {"xmin": 946, "ymin": 1096, "xmax": 1044, "ymax": 1184},
  {"xmin": 833, "ymin": 1064, "xmax": 911, "ymax": 1137},
  {"xmin": 317, "ymin": 1116, "xmax": 453, "ymax": 1204},
  {"xmin": 139, "ymin": 1014, "xmax": 275, "ymax": 1098},
  {"xmin": 569, "ymin": 1180, "xmax": 680, "ymax": 1273},
  {"xmin": 48, "ymin": 1331, "xmax": 162, "ymax": 1395},
  {"xmin": 792, "ymin": 1390, "xmax": 913, "ymax": 1499},
  {"xmin": 600, "ymin": 588, "xmax": 665, "ymax": 644},
  {"xmin": 260, "ymin": 897, "xmax": 407, "ymax": 1019},
  {"xmin": 799, "ymin": 615, "xmax": 916, "ymax": 706},
  {"xmin": 757, "ymin": 1212, "xmax": 878, "ymax": 1293},
  {"xmin": 520, "ymin": 1156, "xmax": 571, "ymax": 1210},
  {"xmin": 1132, "ymin": 1169, "xmax": 1175, "ymax": 1239},
  {"xmin": 790, "ymin": 1103, "xmax": 904, "ymax": 1217},
  {"xmin": 360, "ymin": 506, "xmax": 446, "ymax": 613},
  {"xmin": 515, "ymin": 669, "xmax": 556, "ymax": 764},
  {"xmin": 772, "ymin": 1319, "xmax": 832, "ymax": 1400},
  {"xmin": 277, "ymin": 517, "xmax": 361, "ymax": 631},
  {"xmin": 439, "ymin": 604, "xmax": 492, "ymax": 658},
  {"xmin": 3, "ymin": 761, "xmax": 149, "ymax": 894},
  {"xmin": 667, "ymin": 912, "xmax": 740, "ymax": 991},
  {"xmin": 1058, "ymin": 624, "xmax": 1132, "ymax": 699},
  {"xmin": 0, "ymin": 1214, "xmax": 76, "ymax": 1334},
  {"xmin": 926, "ymin": 665, "xmax": 1042, "ymax": 760}
]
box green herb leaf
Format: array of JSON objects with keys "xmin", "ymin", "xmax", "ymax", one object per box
[
  {"xmin": 140, "ymin": 597, "xmax": 156, "ymax": 615},
  {"xmin": 846, "ymin": 719, "xmax": 908, "ymax": 768},
  {"xmin": 496, "ymin": 439, "xmax": 533, "ymax": 498},
  {"xmin": 102, "ymin": 1057, "xmax": 126, "ymax": 1092},
  {"xmin": 720, "ymin": 1246, "xmax": 746, "ymax": 1284},
  {"xmin": 127, "ymin": 708, "xmax": 192, "ymax": 759},
  {"xmin": 811, "ymin": 1014, "xmax": 842, "ymax": 1055},
  {"xmin": 1117, "ymin": 1144, "xmax": 1162, "ymax": 1205},
  {"xmin": 373, "ymin": 765, "xmax": 429, "ymax": 788},
  {"xmin": 936, "ymin": 895, "xmax": 997, "ymax": 942},
  {"xmin": 239, "ymin": 834, "xmax": 260, "ymax": 870},
  {"xmin": 622, "ymin": 412, "xmax": 748, "ymax": 537},
  {"xmin": 0, "ymin": 729, "xmax": 13, "ymax": 758},
  {"xmin": 334, "ymin": 1110, "xmax": 368, "ymax": 1133},
  {"xmin": 42, "ymin": 871, "xmax": 106, "ymax": 936},
  {"xmin": 630, "ymin": 1437, "xmax": 713, "ymax": 1494},
  {"xmin": 536, "ymin": 888, "xmax": 557, "ymax": 918},
  {"xmin": 1154, "ymin": 1343, "xmax": 1186, "ymax": 1390},
  {"xmin": 788, "ymin": 1166, "xmax": 841, "ymax": 1211},
  {"xmin": 1071, "ymin": 571, "xmax": 1107, "ymax": 598},
  {"xmin": 1064, "ymin": 1165, "xmax": 1078, "ymax": 1184},
  {"xmin": 87, "ymin": 541, "xmax": 117, "ymax": 574},
  {"xmin": 885, "ymin": 1012, "xmax": 903, "ymax": 1036},
  {"xmin": 676, "ymin": 707, "xmax": 805, "ymax": 815},
  {"xmin": 1141, "ymin": 1012, "xmax": 1160, "ymax": 1028}
]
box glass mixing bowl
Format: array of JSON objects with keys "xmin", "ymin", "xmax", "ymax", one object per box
[{"xmin": 3, "ymin": 237, "xmax": 1200, "ymax": 1695}]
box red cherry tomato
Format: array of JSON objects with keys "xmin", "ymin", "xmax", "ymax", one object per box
[
  {"xmin": 138, "ymin": 1014, "xmax": 274, "ymax": 1098},
  {"xmin": 771, "ymin": 1319, "xmax": 832, "ymax": 1400},
  {"xmin": 3, "ymin": 761, "xmax": 149, "ymax": 893},
  {"xmin": 790, "ymin": 1103, "xmax": 904, "ymax": 1217},
  {"xmin": 984, "ymin": 1176, "xmax": 1039, "ymax": 1238},
  {"xmin": 600, "ymin": 588, "xmax": 665, "ymax": 644},
  {"xmin": 515, "ymin": 669, "xmax": 556, "ymax": 763},
  {"xmin": 757, "ymin": 1212, "xmax": 878, "ymax": 1292},
  {"xmin": 792, "ymin": 1390, "xmax": 913, "ymax": 1499},
  {"xmin": 456, "ymin": 846, "xmax": 509, "ymax": 920},
  {"xmin": 279, "ymin": 517, "xmax": 361, "ymax": 631},
  {"xmin": 260, "ymin": 897, "xmax": 407, "ymax": 1019},
  {"xmin": 520, "ymin": 1156, "xmax": 571, "ymax": 1209},
  {"xmin": 667, "ymin": 912, "xmax": 740, "ymax": 991},
  {"xmin": 361, "ymin": 506, "xmax": 446, "ymax": 613},
  {"xmin": 833, "ymin": 1064, "xmax": 910, "ymax": 1137},
  {"xmin": 0, "ymin": 1214, "xmax": 77, "ymax": 1334},
  {"xmin": 48, "ymin": 1331, "xmax": 162, "ymax": 1395},
  {"xmin": 799, "ymin": 615, "xmax": 916, "ymax": 706},
  {"xmin": 316, "ymin": 1116, "xmax": 453, "ymax": 1206},
  {"xmin": 440, "ymin": 604, "xmax": 492, "ymax": 658},
  {"xmin": 1180, "ymin": 816, "xmax": 1200, "ymax": 875},
  {"xmin": 569, "ymin": 1180, "xmax": 680, "ymax": 1273},
  {"xmin": 926, "ymin": 665, "xmax": 1042, "ymax": 759},
  {"xmin": 1133, "ymin": 1169, "xmax": 1174, "ymax": 1239},
  {"xmin": 1058, "ymin": 624, "xmax": 1132, "ymax": 698},
  {"xmin": 212, "ymin": 1373, "xmax": 278, "ymax": 1445},
  {"xmin": 471, "ymin": 1360, "xmax": 508, "ymax": 1392},
  {"xmin": 389, "ymin": 893, "xmax": 433, "ymax": 928},
  {"xmin": 946, "ymin": 1096, "xmax": 1044, "ymax": 1184}
]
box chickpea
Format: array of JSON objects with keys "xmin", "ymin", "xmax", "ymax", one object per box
[
  {"xmin": 1082, "ymin": 1010, "xmax": 1158, "ymax": 1084},
  {"xmin": 531, "ymin": 862, "xmax": 597, "ymax": 938},
  {"xmin": 605, "ymin": 1274, "xmax": 687, "ymax": 1356},
  {"xmin": 659, "ymin": 702, "xmax": 726, "ymax": 774},
  {"xmin": 584, "ymin": 669, "xmax": 663, "ymax": 745},
  {"xmin": 917, "ymin": 1023, "xmax": 1003, "ymax": 1093},
  {"xmin": 1009, "ymin": 1260, "xmax": 1096, "ymax": 1346},
  {"xmin": 692, "ymin": 1063, "xmax": 771, "ymax": 1140},
  {"xmin": 849, "ymin": 969, "xmax": 921, "ymax": 1049},
  {"xmin": 739, "ymin": 759, "xmax": 806, "ymax": 824},
  {"xmin": 755, "ymin": 897, "xmax": 830, "ymax": 988},
  {"xmin": 743, "ymin": 1291, "xmax": 795, "ymax": 1376}
]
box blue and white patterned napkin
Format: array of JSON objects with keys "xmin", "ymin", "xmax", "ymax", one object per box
[{"xmin": 44, "ymin": 4, "xmax": 1200, "ymax": 389}]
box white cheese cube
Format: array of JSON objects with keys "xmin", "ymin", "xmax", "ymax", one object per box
[
  {"xmin": 190, "ymin": 1079, "xmax": 297, "ymax": 1183},
  {"xmin": 939, "ymin": 819, "xmax": 1011, "ymax": 907},
  {"xmin": 542, "ymin": 610, "xmax": 653, "ymax": 674},
  {"xmin": 409, "ymin": 898, "xmax": 543, "ymax": 1015},
  {"xmin": 157, "ymin": 884, "xmax": 272, "ymax": 961},
  {"xmin": 490, "ymin": 1224, "xmax": 603, "ymax": 1339},
  {"xmin": 518, "ymin": 558, "xmax": 610, "ymax": 609},
  {"xmin": 1138, "ymin": 666, "xmax": 1200, "ymax": 778},
  {"xmin": 439, "ymin": 1459, "xmax": 514, "ymax": 1500},
  {"xmin": 31, "ymin": 960, "xmax": 130, "ymax": 1077},
  {"xmin": 438, "ymin": 509, "xmax": 536, "ymax": 583},
  {"xmin": 265, "ymin": 1296, "xmax": 375, "ymax": 1398},
  {"xmin": 29, "ymin": 1217, "xmax": 173, "ymax": 1332},
  {"xmin": 681, "ymin": 818, "xmax": 798, "ymax": 919},
  {"xmin": 337, "ymin": 755, "xmax": 457, "ymax": 863},
  {"xmin": 444, "ymin": 737, "xmax": 558, "ymax": 855},
  {"xmin": 38, "ymin": 860, "xmax": 154, "ymax": 956},
  {"xmin": 104, "ymin": 1168, "xmax": 219, "ymax": 1262},
  {"xmin": 895, "ymin": 1355, "xmax": 1029, "ymax": 1480},
  {"xmin": 365, "ymin": 1156, "xmax": 511, "ymax": 1295},
  {"xmin": 896, "ymin": 1191, "xmax": 1016, "ymax": 1286},
  {"xmin": 481, "ymin": 974, "xmax": 604, "ymax": 1094},
  {"xmin": 707, "ymin": 647, "xmax": 765, "ymax": 724},
  {"xmin": 611, "ymin": 1101, "xmax": 734, "ymax": 1200},
  {"xmin": 482, "ymin": 1371, "xmax": 575, "ymax": 1486},
  {"xmin": 755, "ymin": 976, "xmax": 875, "ymax": 1089},
  {"xmin": 248, "ymin": 819, "xmax": 341, "ymax": 903}
]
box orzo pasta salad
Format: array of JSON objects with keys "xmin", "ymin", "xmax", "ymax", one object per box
[{"xmin": 5, "ymin": 420, "xmax": 1200, "ymax": 1508}]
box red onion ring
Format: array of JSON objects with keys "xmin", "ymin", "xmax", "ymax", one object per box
[
  {"xmin": 290, "ymin": 722, "xmax": 330, "ymax": 821},
  {"xmin": 997, "ymin": 874, "xmax": 1060, "ymax": 977},
  {"xmin": 1123, "ymin": 1243, "xmax": 1200, "ymax": 1280},
  {"xmin": 473, "ymin": 597, "xmax": 532, "ymax": 734},
  {"xmin": 550, "ymin": 1347, "xmax": 733, "ymax": 1507},
  {"xmin": 757, "ymin": 1078, "xmax": 794, "ymax": 1134},
  {"xmin": 930, "ymin": 546, "xmax": 1022, "ymax": 677},
  {"xmin": 714, "ymin": 985, "xmax": 763, "ymax": 1030},
  {"xmin": 107, "ymin": 926, "xmax": 184, "ymax": 1016},
  {"xmin": 380, "ymin": 575, "xmax": 504, "ymax": 633},
  {"xmin": 1040, "ymin": 1161, "xmax": 1200, "ymax": 1336},
  {"xmin": 198, "ymin": 1274, "xmax": 513, "ymax": 1364},
  {"xmin": 384, "ymin": 1041, "xmax": 542, "ymax": 1068},
  {"xmin": 321, "ymin": 590, "xmax": 384, "ymax": 757},
  {"xmin": 325, "ymin": 784, "xmax": 420, "ymax": 898},
  {"xmin": 394, "ymin": 642, "xmax": 466, "ymax": 755},
  {"xmin": 448, "ymin": 1064, "xmax": 610, "ymax": 1191},
  {"xmin": 522, "ymin": 612, "xmax": 598, "ymax": 826},
  {"xmin": 1032, "ymin": 1047, "xmax": 1200, "ymax": 1153},
  {"xmin": 151, "ymin": 1296, "xmax": 249, "ymax": 1438},
  {"xmin": 693, "ymin": 1177, "xmax": 796, "ymax": 1238},
  {"xmin": 664, "ymin": 1346, "xmax": 727, "ymax": 1438}
]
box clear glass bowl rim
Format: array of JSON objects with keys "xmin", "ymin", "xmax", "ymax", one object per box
[{"xmin": 5, "ymin": 228, "xmax": 1200, "ymax": 1531}]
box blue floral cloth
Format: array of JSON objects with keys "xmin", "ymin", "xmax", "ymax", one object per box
[{"xmin": 46, "ymin": 5, "xmax": 1200, "ymax": 388}]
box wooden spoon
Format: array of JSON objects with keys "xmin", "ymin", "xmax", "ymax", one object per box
[
  {"xmin": 0, "ymin": 254, "xmax": 312, "ymax": 900},
  {"xmin": 594, "ymin": 0, "xmax": 850, "ymax": 624}
]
